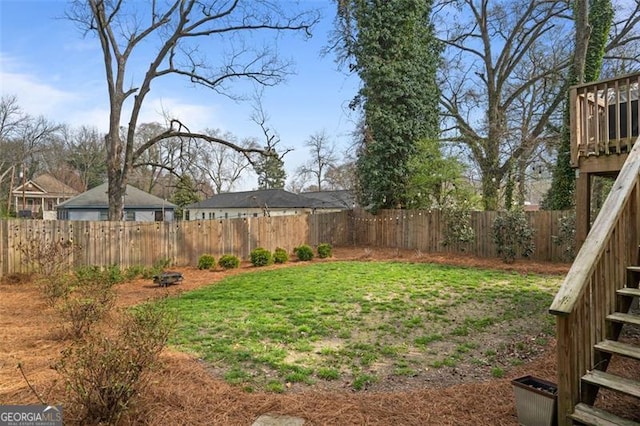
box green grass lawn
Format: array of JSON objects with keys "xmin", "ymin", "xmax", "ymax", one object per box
[{"xmin": 164, "ymin": 261, "xmax": 561, "ymax": 392}]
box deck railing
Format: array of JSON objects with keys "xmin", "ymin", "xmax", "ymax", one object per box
[
  {"xmin": 571, "ymin": 73, "xmax": 640, "ymax": 166},
  {"xmin": 550, "ymin": 136, "xmax": 640, "ymax": 425}
]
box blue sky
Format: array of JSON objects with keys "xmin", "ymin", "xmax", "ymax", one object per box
[{"xmin": 0, "ymin": 0, "xmax": 360, "ymax": 190}]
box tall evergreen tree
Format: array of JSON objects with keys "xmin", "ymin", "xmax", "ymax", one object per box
[
  {"xmin": 335, "ymin": 0, "xmax": 441, "ymax": 212},
  {"xmin": 544, "ymin": 0, "xmax": 613, "ymax": 210},
  {"xmin": 254, "ymin": 151, "xmax": 286, "ymax": 190}
]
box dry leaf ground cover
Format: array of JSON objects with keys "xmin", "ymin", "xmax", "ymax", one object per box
[{"xmin": 2, "ymin": 246, "xmax": 635, "ymax": 425}]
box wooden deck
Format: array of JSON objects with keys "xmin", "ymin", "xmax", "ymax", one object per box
[{"xmin": 551, "ymin": 71, "xmax": 640, "ymax": 425}]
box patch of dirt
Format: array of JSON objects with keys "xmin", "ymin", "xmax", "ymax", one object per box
[{"xmin": 0, "ymin": 246, "xmax": 634, "ymax": 425}]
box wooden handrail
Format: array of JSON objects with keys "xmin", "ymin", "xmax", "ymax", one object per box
[
  {"xmin": 551, "ymin": 135, "xmax": 640, "ymax": 315},
  {"xmin": 550, "ymin": 136, "xmax": 640, "ymax": 426}
]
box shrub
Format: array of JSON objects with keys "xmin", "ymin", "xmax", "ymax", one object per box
[
  {"xmin": 250, "ymin": 248, "xmax": 273, "ymax": 267},
  {"xmin": 198, "ymin": 254, "xmax": 216, "ymax": 270},
  {"xmin": 124, "ymin": 264, "xmax": 146, "ymax": 281},
  {"xmin": 16, "ymin": 237, "xmax": 81, "ymax": 276},
  {"xmin": 317, "ymin": 243, "xmax": 333, "ymax": 259},
  {"xmin": 294, "ymin": 244, "xmax": 314, "ymax": 261},
  {"xmin": 492, "ymin": 209, "xmax": 535, "ymax": 264},
  {"xmin": 552, "ymin": 212, "xmax": 576, "ymax": 262},
  {"xmin": 273, "ymin": 247, "xmax": 289, "ymax": 264},
  {"xmin": 75, "ymin": 265, "xmax": 124, "ymax": 286},
  {"xmin": 41, "ymin": 274, "xmax": 72, "ymax": 308},
  {"xmin": 218, "ymin": 254, "xmax": 240, "ymax": 270},
  {"xmin": 442, "ymin": 204, "xmax": 475, "ymax": 247},
  {"xmin": 60, "ymin": 276, "xmax": 116, "ymax": 339},
  {"xmin": 54, "ymin": 303, "xmax": 174, "ymax": 424},
  {"xmin": 142, "ymin": 257, "xmax": 172, "ymax": 279}
]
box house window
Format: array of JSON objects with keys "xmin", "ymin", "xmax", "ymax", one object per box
[
  {"xmin": 202, "ymin": 212, "xmax": 205, "ymax": 220},
  {"xmin": 99, "ymin": 211, "xmax": 109, "ymax": 221},
  {"xmin": 237, "ymin": 213, "xmax": 241, "ymax": 218},
  {"xmin": 253, "ymin": 213, "xmax": 258, "ymax": 217},
  {"xmin": 125, "ymin": 211, "xmax": 135, "ymax": 221},
  {"xmin": 154, "ymin": 211, "xmax": 164, "ymax": 222},
  {"xmin": 185, "ymin": 210, "xmax": 190, "ymax": 220},
  {"xmin": 209, "ymin": 212, "xmax": 215, "ymax": 220},
  {"xmin": 224, "ymin": 212, "xmax": 228, "ymax": 219}
]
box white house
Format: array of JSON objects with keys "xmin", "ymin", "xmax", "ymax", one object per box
[
  {"xmin": 56, "ymin": 182, "xmax": 176, "ymax": 222},
  {"xmin": 185, "ymin": 189, "xmax": 354, "ymax": 220}
]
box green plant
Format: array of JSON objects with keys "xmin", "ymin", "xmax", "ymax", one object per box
[
  {"xmin": 250, "ymin": 248, "xmax": 273, "ymax": 267},
  {"xmin": 273, "ymin": 247, "xmax": 289, "ymax": 264},
  {"xmin": 218, "ymin": 254, "xmax": 240, "ymax": 270},
  {"xmin": 60, "ymin": 277, "xmax": 116, "ymax": 339},
  {"xmin": 41, "ymin": 274, "xmax": 72, "ymax": 308},
  {"xmin": 293, "ymin": 244, "xmax": 314, "ymax": 261},
  {"xmin": 442, "ymin": 204, "xmax": 475, "ymax": 247},
  {"xmin": 124, "ymin": 264, "xmax": 146, "ymax": 280},
  {"xmin": 54, "ymin": 303, "xmax": 174, "ymax": 424},
  {"xmin": 552, "ymin": 212, "xmax": 576, "ymax": 262},
  {"xmin": 491, "ymin": 366, "xmax": 505, "ymax": 378},
  {"xmin": 492, "ymin": 209, "xmax": 535, "ymax": 263},
  {"xmin": 352, "ymin": 373, "xmax": 377, "ymax": 390},
  {"xmin": 317, "ymin": 243, "xmax": 333, "ymax": 259},
  {"xmin": 198, "ymin": 254, "xmax": 216, "ymax": 270}
]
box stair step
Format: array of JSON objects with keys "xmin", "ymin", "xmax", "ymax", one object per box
[
  {"xmin": 582, "ymin": 370, "xmax": 640, "ymax": 399},
  {"xmin": 618, "ymin": 287, "xmax": 640, "ymax": 298},
  {"xmin": 607, "ymin": 312, "xmax": 640, "ymax": 326},
  {"xmin": 571, "ymin": 403, "xmax": 640, "ymax": 426},
  {"xmin": 595, "ymin": 340, "xmax": 640, "ymax": 361},
  {"xmin": 627, "ymin": 266, "xmax": 640, "ymax": 273}
]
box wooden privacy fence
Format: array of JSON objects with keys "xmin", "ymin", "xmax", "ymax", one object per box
[
  {"xmin": 0, "ymin": 209, "xmax": 570, "ymax": 277},
  {"xmin": 351, "ymin": 209, "xmax": 571, "ymax": 262}
]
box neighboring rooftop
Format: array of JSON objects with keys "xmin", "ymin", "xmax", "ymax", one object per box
[
  {"xmin": 13, "ymin": 173, "xmax": 79, "ymax": 196},
  {"xmin": 299, "ymin": 190, "xmax": 357, "ymax": 209},
  {"xmin": 187, "ymin": 189, "xmax": 328, "ymax": 210},
  {"xmin": 57, "ymin": 182, "xmax": 176, "ymax": 209}
]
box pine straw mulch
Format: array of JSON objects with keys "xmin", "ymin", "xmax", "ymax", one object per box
[{"xmin": 1, "ymin": 247, "xmax": 638, "ymax": 425}]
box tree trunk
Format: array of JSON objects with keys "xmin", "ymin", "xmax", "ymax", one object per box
[{"xmin": 481, "ymin": 173, "xmax": 500, "ymax": 211}]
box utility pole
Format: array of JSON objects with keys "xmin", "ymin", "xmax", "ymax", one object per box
[{"xmin": 20, "ymin": 164, "xmax": 26, "ymax": 218}]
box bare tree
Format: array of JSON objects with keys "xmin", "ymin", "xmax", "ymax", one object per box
[
  {"xmin": 294, "ymin": 130, "xmax": 339, "ymax": 192},
  {"xmin": 67, "ymin": 0, "xmax": 319, "ymax": 219},
  {"xmin": 437, "ymin": 0, "xmax": 571, "ymax": 210},
  {"xmin": 197, "ymin": 129, "xmax": 256, "ymax": 194},
  {"xmin": 249, "ymin": 89, "xmax": 291, "ymax": 189}
]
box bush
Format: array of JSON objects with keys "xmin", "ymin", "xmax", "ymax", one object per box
[
  {"xmin": 294, "ymin": 244, "xmax": 314, "ymax": 261},
  {"xmin": 218, "ymin": 254, "xmax": 240, "ymax": 270},
  {"xmin": 54, "ymin": 303, "xmax": 174, "ymax": 424},
  {"xmin": 198, "ymin": 254, "xmax": 216, "ymax": 270},
  {"xmin": 492, "ymin": 209, "xmax": 535, "ymax": 264},
  {"xmin": 60, "ymin": 275, "xmax": 117, "ymax": 339},
  {"xmin": 317, "ymin": 243, "xmax": 333, "ymax": 259},
  {"xmin": 442, "ymin": 204, "xmax": 475, "ymax": 247},
  {"xmin": 16, "ymin": 237, "xmax": 81, "ymax": 276},
  {"xmin": 552, "ymin": 212, "xmax": 576, "ymax": 262},
  {"xmin": 273, "ymin": 247, "xmax": 289, "ymax": 264},
  {"xmin": 142, "ymin": 257, "xmax": 172, "ymax": 279},
  {"xmin": 124, "ymin": 264, "xmax": 146, "ymax": 281},
  {"xmin": 250, "ymin": 248, "xmax": 273, "ymax": 267}
]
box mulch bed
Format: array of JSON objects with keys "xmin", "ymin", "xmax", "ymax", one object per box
[{"xmin": 1, "ymin": 247, "xmax": 636, "ymax": 425}]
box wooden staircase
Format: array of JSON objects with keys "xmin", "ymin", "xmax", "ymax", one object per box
[{"xmin": 568, "ymin": 267, "xmax": 640, "ymax": 425}]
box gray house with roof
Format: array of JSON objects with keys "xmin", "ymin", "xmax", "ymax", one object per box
[
  {"xmin": 56, "ymin": 183, "xmax": 176, "ymax": 222},
  {"xmin": 185, "ymin": 189, "xmax": 352, "ymax": 221}
]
